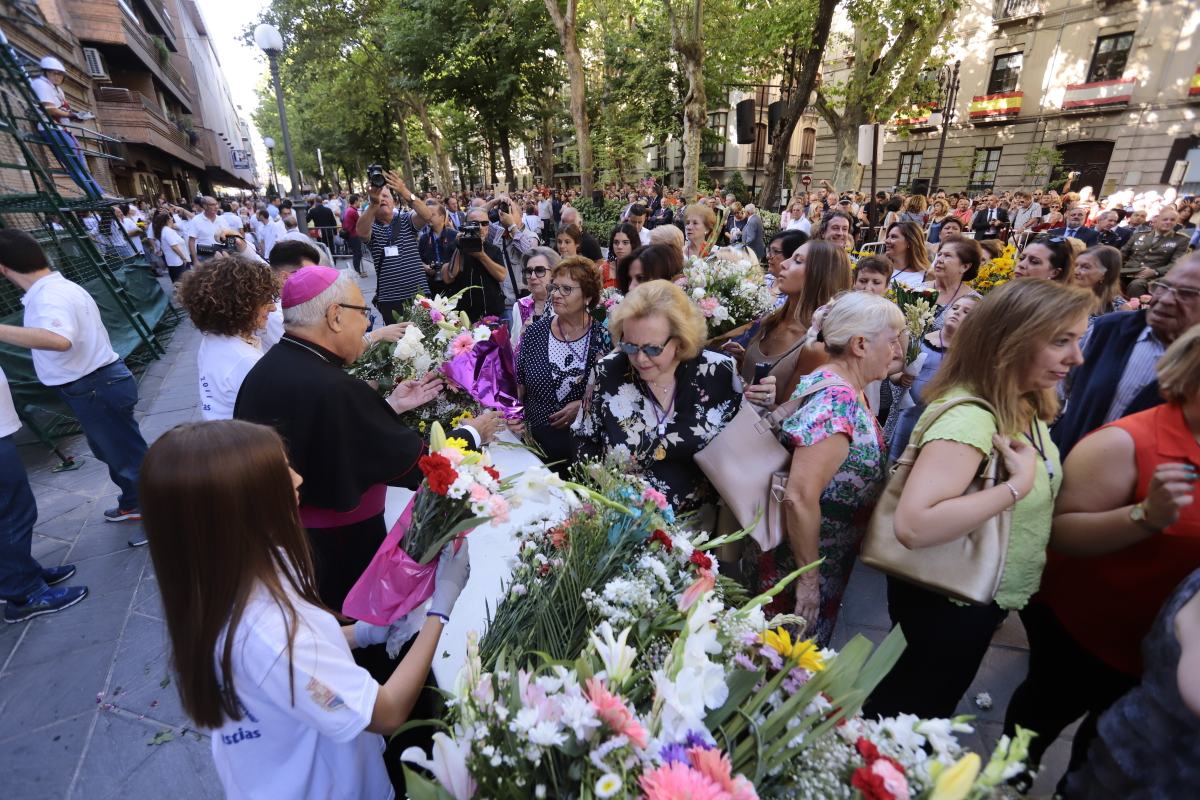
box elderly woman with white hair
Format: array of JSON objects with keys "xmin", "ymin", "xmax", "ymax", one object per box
[{"xmin": 743, "ymin": 291, "xmax": 905, "ymax": 646}]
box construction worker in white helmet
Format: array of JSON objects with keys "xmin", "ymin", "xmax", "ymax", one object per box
[{"xmin": 28, "ymin": 55, "xmax": 111, "ymax": 199}]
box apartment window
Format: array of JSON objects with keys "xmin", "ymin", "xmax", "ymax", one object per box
[
  {"xmin": 897, "ymin": 152, "xmax": 923, "ymax": 189},
  {"xmin": 702, "ymin": 112, "xmax": 727, "ymax": 167},
  {"xmin": 987, "ymin": 52, "xmax": 1023, "ymax": 95},
  {"xmin": 969, "ymin": 147, "xmax": 1002, "ymax": 190},
  {"xmin": 1087, "ymin": 33, "xmax": 1133, "ymax": 83}
]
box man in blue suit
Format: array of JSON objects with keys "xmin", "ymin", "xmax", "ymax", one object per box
[
  {"xmin": 1054, "ymin": 252, "xmax": 1200, "ymax": 456},
  {"xmin": 1046, "ymin": 206, "xmax": 1099, "ymax": 247}
]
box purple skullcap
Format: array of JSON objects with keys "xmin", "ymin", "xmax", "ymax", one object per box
[{"xmin": 281, "ymin": 265, "xmax": 339, "ymax": 309}]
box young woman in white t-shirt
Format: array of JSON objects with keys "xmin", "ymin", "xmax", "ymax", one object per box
[
  {"xmin": 152, "ymin": 211, "xmax": 190, "ymax": 282},
  {"xmin": 178, "ymin": 254, "xmax": 279, "ymax": 420},
  {"xmin": 141, "ymin": 421, "xmax": 470, "ymax": 800}
]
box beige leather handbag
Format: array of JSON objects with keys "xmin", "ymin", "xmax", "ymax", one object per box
[
  {"xmin": 860, "ymin": 395, "xmax": 1012, "ymax": 605},
  {"xmin": 696, "ymin": 377, "xmax": 850, "ymax": 551}
]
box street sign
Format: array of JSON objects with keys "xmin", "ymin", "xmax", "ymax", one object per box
[{"xmin": 801, "ymin": 175, "xmax": 811, "ymax": 186}]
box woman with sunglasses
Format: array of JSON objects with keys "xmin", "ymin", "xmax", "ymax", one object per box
[
  {"xmin": 515, "ymin": 257, "xmax": 612, "ymax": 470},
  {"xmin": 1015, "ymin": 236, "xmax": 1075, "ymax": 282},
  {"xmin": 510, "ymin": 246, "xmax": 560, "ymax": 349},
  {"xmin": 577, "ymin": 279, "xmax": 748, "ymax": 517}
]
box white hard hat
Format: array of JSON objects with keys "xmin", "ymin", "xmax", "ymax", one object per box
[{"xmin": 39, "ymin": 56, "xmax": 66, "ymax": 73}]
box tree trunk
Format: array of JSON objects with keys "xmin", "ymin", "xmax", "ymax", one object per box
[
  {"xmin": 829, "ymin": 124, "xmax": 863, "ymax": 191},
  {"xmin": 406, "ymin": 96, "xmax": 454, "ymax": 194},
  {"xmin": 544, "ymin": 0, "xmax": 594, "ymax": 196},
  {"xmin": 541, "ymin": 111, "xmax": 555, "ymax": 186},
  {"xmin": 485, "ymin": 136, "xmax": 498, "ymax": 186},
  {"xmin": 498, "ymin": 125, "xmax": 516, "ymax": 188},
  {"xmin": 397, "ymin": 115, "xmax": 416, "ymax": 187},
  {"xmin": 667, "ymin": 0, "xmax": 706, "ymax": 201},
  {"xmin": 756, "ymin": 0, "xmax": 838, "ymax": 210}
]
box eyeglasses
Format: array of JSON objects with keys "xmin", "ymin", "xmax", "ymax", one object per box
[
  {"xmin": 1039, "ymin": 236, "xmax": 1068, "ymax": 245},
  {"xmin": 337, "ymin": 303, "xmax": 372, "ymax": 319},
  {"xmin": 619, "ymin": 339, "xmax": 672, "ymax": 358},
  {"xmin": 547, "ymin": 283, "xmax": 577, "ymax": 296},
  {"xmin": 522, "ymin": 266, "xmax": 548, "ymax": 278},
  {"xmin": 1149, "ymin": 280, "xmax": 1200, "ymax": 303}
]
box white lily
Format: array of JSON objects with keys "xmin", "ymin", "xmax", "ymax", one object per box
[
  {"xmin": 400, "ymin": 732, "xmax": 477, "ymax": 799},
  {"xmin": 590, "ymin": 622, "xmax": 637, "ymax": 689}
]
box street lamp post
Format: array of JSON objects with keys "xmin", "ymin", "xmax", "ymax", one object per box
[
  {"xmin": 263, "ymin": 136, "xmax": 279, "ymax": 199},
  {"xmin": 928, "ymin": 60, "xmax": 961, "ymax": 192},
  {"xmin": 254, "ymin": 24, "xmax": 300, "ymax": 203}
]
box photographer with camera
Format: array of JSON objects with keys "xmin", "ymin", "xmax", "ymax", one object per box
[
  {"xmin": 355, "ymin": 167, "xmax": 436, "ymax": 324},
  {"xmin": 441, "ymin": 209, "xmax": 506, "ymax": 322},
  {"xmin": 419, "ymin": 202, "xmax": 456, "ymax": 296},
  {"xmin": 484, "ymin": 196, "xmax": 540, "ymax": 321}
]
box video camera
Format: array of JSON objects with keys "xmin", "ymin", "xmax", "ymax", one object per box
[
  {"xmin": 458, "ymin": 221, "xmax": 484, "ymax": 254},
  {"xmin": 367, "ymin": 164, "xmax": 386, "ymax": 189}
]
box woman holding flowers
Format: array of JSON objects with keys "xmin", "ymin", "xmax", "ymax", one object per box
[
  {"xmin": 746, "ymin": 292, "xmax": 904, "ymax": 646},
  {"xmin": 884, "ymin": 221, "xmax": 931, "ymax": 290},
  {"xmin": 516, "ymin": 257, "xmax": 612, "ymax": 469},
  {"xmin": 141, "ymin": 420, "xmax": 471, "ymax": 797},
  {"xmin": 865, "ymin": 279, "xmax": 1093, "ymax": 720},
  {"xmin": 1014, "ymin": 236, "xmax": 1074, "ymax": 282},
  {"xmin": 1072, "ymin": 244, "xmax": 1125, "ymax": 318},
  {"xmin": 683, "ymin": 203, "xmax": 717, "ymax": 259},
  {"xmin": 576, "ymin": 280, "xmax": 755, "ymax": 516},
  {"xmin": 510, "ymin": 246, "xmax": 560, "ymax": 348}
]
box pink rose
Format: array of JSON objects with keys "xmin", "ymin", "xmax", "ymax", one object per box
[
  {"xmin": 469, "ymin": 483, "xmax": 490, "ymax": 503},
  {"xmin": 869, "ymin": 759, "xmax": 910, "ymax": 799},
  {"xmin": 697, "ymin": 296, "xmax": 719, "ymax": 317}
]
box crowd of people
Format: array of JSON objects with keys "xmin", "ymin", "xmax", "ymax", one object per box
[{"xmin": 2, "ymin": 164, "xmax": 1199, "ymax": 798}]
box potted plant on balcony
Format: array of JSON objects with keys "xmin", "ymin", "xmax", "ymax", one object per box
[{"xmin": 151, "ymin": 35, "xmax": 170, "ymax": 67}]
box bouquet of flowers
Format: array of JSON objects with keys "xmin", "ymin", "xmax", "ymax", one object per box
[
  {"xmin": 592, "ymin": 286, "xmax": 626, "ymax": 322},
  {"xmin": 888, "ymin": 284, "xmax": 939, "ymax": 377},
  {"xmin": 677, "ymin": 253, "xmax": 775, "ymax": 340},
  {"xmin": 401, "ymin": 457, "xmax": 1034, "ymax": 798},
  {"xmin": 972, "ymin": 244, "xmax": 1017, "ymax": 294},
  {"xmin": 341, "ymin": 423, "xmax": 511, "ymax": 626}
]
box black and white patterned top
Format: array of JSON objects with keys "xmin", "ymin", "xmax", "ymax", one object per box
[
  {"xmin": 575, "ymin": 349, "xmax": 743, "ymax": 514},
  {"xmin": 370, "ymin": 214, "xmax": 429, "ymax": 303},
  {"xmin": 517, "ymin": 315, "xmax": 612, "ymax": 429}
]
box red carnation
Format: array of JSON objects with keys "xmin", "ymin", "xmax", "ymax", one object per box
[
  {"xmin": 850, "ymin": 765, "xmax": 897, "ymax": 800},
  {"xmin": 419, "ymin": 454, "xmax": 458, "ymax": 495},
  {"xmin": 856, "ymin": 736, "xmax": 881, "ymax": 763},
  {"xmin": 690, "ymin": 550, "xmax": 712, "ymax": 570},
  {"xmin": 650, "ymin": 529, "xmax": 673, "ymax": 552},
  {"xmin": 483, "ymin": 466, "xmax": 500, "ymax": 481}
]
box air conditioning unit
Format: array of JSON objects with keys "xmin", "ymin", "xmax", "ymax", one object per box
[
  {"xmin": 800, "ymin": 157, "xmax": 814, "ymax": 169},
  {"xmin": 82, "ymin": 47, "xmax": 109, "ymax": 80}
]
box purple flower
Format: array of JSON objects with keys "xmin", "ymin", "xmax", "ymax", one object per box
[
  {"xmin": 659, "ymin": 743, "xmax": 688, "ymax": 764},
  {"xmin": 733, "ymin": 654, "xmax": 756, "ymax": 671},
  {"xmin": 684, "ymin": 730, "xmax": 714, "ymax": 750}
]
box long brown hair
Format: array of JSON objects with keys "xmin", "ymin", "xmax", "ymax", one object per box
[
  {"xmin": 887, "ymin": 221, "xmax": 931, "ymax": 273},
  {"xmin": 141, "ymin": 420, "xmax": 325, "ymax": 729},
  {"xmin": 923, "ymin": 279, "xmax": 1094, "ymax": 433},
  {"xmin": 762, "ymin": 240, "xmax": 853, "ymax": 338},
  {"xmin": 1077, "ymin": 244, "xmax": 1123, "ymax": 313}
]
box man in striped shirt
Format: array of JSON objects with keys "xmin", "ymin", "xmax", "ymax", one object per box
[{"xmin": 354, "ymin": 170, "xmax": 435, "ymax": 324}]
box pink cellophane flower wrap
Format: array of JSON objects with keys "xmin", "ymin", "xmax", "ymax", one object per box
[
  {"xmin": 342, "ymin": 495, "xmax": 438, "ymax": 625},
  {"xmin": 441, "ymin": 325, "xmax": 523, "ymax": 418}
]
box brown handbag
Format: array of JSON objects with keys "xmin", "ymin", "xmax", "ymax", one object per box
[
  {"xmin": 860, "ymin": 396, "xmax": 1012, "ymax": 605},
  {"xmin": 695, "ymin": 377, "xmax": 851, "ymax": 551}
]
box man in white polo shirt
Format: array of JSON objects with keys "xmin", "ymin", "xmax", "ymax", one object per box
[
  {"xmin": 189, "ymin": 196, "xmax": 225, "ymax": 264},
  {"xmin": 0, "ymin": 230, "xmax": 149, "ymax": 541},
  {"xmin": 0, "ymin": 365, "xmax": 89, "ymax": 622}
]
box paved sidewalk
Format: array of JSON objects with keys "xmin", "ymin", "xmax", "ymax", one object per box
[{"xmin": 0, "ymin": 266, "xmax": 1072, "ymax": 798}]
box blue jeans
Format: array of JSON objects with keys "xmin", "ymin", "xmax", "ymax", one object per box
[
  {"xmin": 0, "ymin": 435, "xmax": 47, "ymax": 604},
  {"xmin": 57, "ymin": 361, "xmax": 147, "ymax": 510},
  {"xmin": 38, "ymin": 127, "xmax": 107, "ymax": 198}
]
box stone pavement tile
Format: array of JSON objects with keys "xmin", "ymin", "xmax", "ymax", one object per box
[
  {"xmin": 65, "ymin": 546, "xmax": 147, "ymax": 596},
  {"xmin": 0, "ymin": 616, "xmax": 28, "ymax": 666},
  {"xmin": 69, "ymin": 711, "xmax": 221, "ymax": 800},
  {"xmin": 130, "ymin": 572, "xmax": 162, "ymax": 619},
  {"xmin": 33, "ymin": 501, "xmax": 94, "ymax": 544},
  {"xmin": 105, "ymin": 612, "xmax": 186, "ymax": 728},
  {"xmin": 21, "ymin": 485, "xmax": 96, "ymax": 527},
  {"xmin": 830, "ymin": 621, "xmax": 890, "ymax": 652},
  {"xmin": 1, "ymin": 711, "xmax": 93, "ymax": 800},
  {"xmin": 67, "ymin": 521, "xmax": 145, "ymax": 563},
  {"xmin": 954, "ymin": 643, "xmax": 1030, "ymax": 724},
  {"xmin": 0, "ymin": 640, "xmax": 115, "ymax": 732},
  {"xmin": 838, "ymin": 562, "xmax": 890, "ymax": 629},
  {"xmin": 6, "ymin": 580, "xmax": 136, "ymax": 669},
  {"xmin": 31, "ymin": 532, "xmax": 73, "ymax": 565},
  {"xmin": 1031, "ymin": 735, "xmax": 1075, "ymax": 797},
  {"xmin": 991, "ymin": 609, "xmax": 1030, "ymax": 649}
]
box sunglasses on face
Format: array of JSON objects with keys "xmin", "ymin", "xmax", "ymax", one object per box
[
  {"xmin": 522, "ymin": 266, "xmax": 548, "ymax": 278},
  {"xmin": 619, "ymin": 339, "xmax": 672, "ymax": 358}
]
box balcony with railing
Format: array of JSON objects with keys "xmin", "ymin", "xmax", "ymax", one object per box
[
  {"xmin": 95, "ymin": 87, "xmax": 205, "ymax": 168},
  {"xmin": 993, "ymin": 0, "xmax": 1043, "ymax": 23}
]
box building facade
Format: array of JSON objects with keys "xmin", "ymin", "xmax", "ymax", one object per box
[{"xmin": 813, "ymin": 0, "xmax": 1200, "ymax": 198}]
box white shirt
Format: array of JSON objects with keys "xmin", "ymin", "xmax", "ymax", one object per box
[
  {"xmin": 159, "ymin": 225, "xmax": 186, "ymax": 267},
  {"xmin": 261, "ymin": 308, "xmax": 284, "ymax": 350},
  {"xmin": 121, "ymin": 217, "xmax": 144, "ymax": 254},
  {"xmin": 889, "ymin": 269, "xmax": 928, "ymax": 290},
  {"xmin": 220, "ymin": 211, "xmax": 243, "ymax": 232},
  {"xmin": 0, "ymin": 366, "xmax": 21, "ymax": 438},
  {"xmin": 21, "ymin": 272, "xmax": 118, "ymax": 386},
  {"xmin": 212, "ymin": 580, "xmax": 392, "ymax": 800},
  {"xmin": 523, "ymin": 213, "xmax": 542, "ymax": 234},
  {"xmin": 189, "ymin": 214, "xmax": 222, "ymax": 247},
  {"xmin": 261, "ymin": 219, "xmax": 286, "ymax": 258},
  {"xmin": 197, "ymin": 334, "xmax": 263, "ymax": 420},
  {"xmin": 29, "ymin": 75, "xmax": 65, "ymax": 111},
  {"xmin": 280, "ymin": 230, "xmax": 312, "ymax": 244},
  {"xmin": 637, "ymin": 227, "xmax": 651, "ymax": 246}
]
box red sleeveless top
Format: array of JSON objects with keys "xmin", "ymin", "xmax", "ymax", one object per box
[{"xmin": 1039, "ymin": 403, "xmax": 1200, "ymax": 676}]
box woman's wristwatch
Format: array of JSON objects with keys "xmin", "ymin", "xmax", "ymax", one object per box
[{"xmin": 1129, "ymin": 502, "xmax": 1163, "ymax": 532}]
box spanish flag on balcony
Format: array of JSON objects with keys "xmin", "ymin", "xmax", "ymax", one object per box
[
  {"xmin": 969, "ymin": 91, "xmax": 1023, "ymax": 119},
  {"xmin": 1190, "ymin": 67, "xmax": 1200, "ymax": 97}
]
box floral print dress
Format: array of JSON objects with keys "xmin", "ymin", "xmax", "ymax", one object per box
[
  {"xmin": 744, "ymin": 368, "xmax": 888, "ymax": 647},
  {"xmin": 574, "ymin": 349, "xmax": 742, "ymax": 514}
]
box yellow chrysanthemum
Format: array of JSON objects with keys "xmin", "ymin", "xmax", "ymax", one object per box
[
  {"xmin": 443, "ymin": 436, "xmax": 470, "ymax": 454},
  {"xmin": 760, "ymin": 628, "xmax": 826, "ymax": 671}
]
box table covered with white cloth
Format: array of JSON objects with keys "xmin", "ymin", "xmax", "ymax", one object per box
[{"xmin": 382, "ymin": 430, "xmax": 565, "ymax": 687}]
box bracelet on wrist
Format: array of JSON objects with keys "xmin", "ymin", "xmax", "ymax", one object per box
[
  {"xmin": 1003, "ymin": 481, "xmax": 1020, "ymax": 506},
  {"xmin": 427, "ymin": 611, "xmax": 449, "ymax": 622}
]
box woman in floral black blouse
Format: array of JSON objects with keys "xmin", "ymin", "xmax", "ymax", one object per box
[
  {"xmin": 575, "ymin": 280, "xmax": 773, "ymax": 515},
  {"xmin": 516, "ymin": 256, "xmax": 612, "ymax": 469}
]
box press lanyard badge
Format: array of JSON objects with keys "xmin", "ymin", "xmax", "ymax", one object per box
[{"xmin": 384, "ymin": 246, "xmax": 399, "ymax": 257}]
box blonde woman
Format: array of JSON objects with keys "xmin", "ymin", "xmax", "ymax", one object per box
[
  {"xmin": 865, "ymin": 279, "xmax": 1095, "ymax": 720},
  {"xmin": 683, "ymin": 203, "xmax": 717, "ymax": 259},
  {"xmin": 782, "ymin": 197, "xmax": 807, "ymax": 231},
  {"xmin": 745, "ymin": 292, "xmax": 905, "ymax": 646},
  {"xmin": 899, "ymin": 194, "xmax": 929, "ymax": 226}
]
